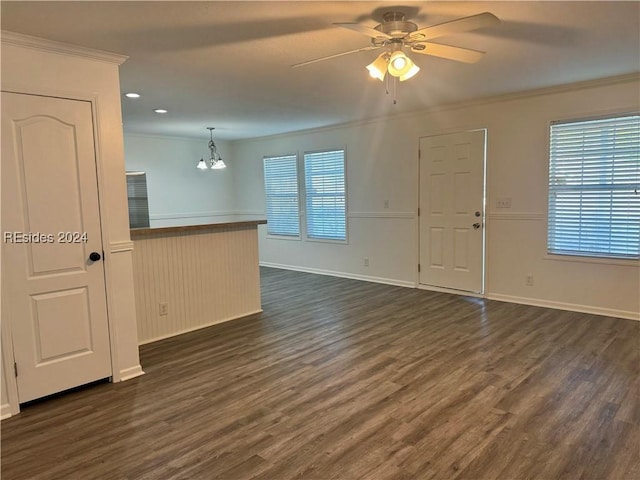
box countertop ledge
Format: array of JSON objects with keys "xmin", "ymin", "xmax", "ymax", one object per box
[{"xmin": 131, "ymin": 219, "xmax": 267, "ymax": 236}]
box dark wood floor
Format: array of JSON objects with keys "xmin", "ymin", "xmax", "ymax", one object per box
[{"xmin": 2, "ymin": 267, "xmax": 639, "ymax": 480}]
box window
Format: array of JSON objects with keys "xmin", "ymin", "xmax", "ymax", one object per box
[
  {"xmin": 263, "ymin": 154, "xmax": 300, "ymax": 237},
  {"xmin": 548, "ymin": 114, "xmax": 640, "ymax": 259},
  {"xmin": 304, "ymin": 149, "xmax": 346, "ymax": 241},
  {"xmin": 125, "ymin": 171, "xmax": 150, "ymax": 229}
]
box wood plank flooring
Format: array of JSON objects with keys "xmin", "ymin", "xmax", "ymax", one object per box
[{"xmin": 2, "ymin": 267, "xmax": 639, "ymax": 479}]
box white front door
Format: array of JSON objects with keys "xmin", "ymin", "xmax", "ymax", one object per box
[
  {"xmin": 1, "ymin": 92, "xmax": 112, "ymax": 403},
  {"xmin": 419, "ymin": 130, "xmax": 485, "ymax": 293}
]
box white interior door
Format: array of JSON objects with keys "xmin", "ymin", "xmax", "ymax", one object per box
[
  {"xmin": 419, "ymin": 130, "xmax": 485, "ymax": 293},
  {"xmin": 1, "ymin": 92, "xmax": 112, "ymax": 403}
]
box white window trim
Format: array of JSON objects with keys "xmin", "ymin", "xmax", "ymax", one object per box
[
  {"xmin": 301, "ymin": 147, "xmax": 349, "ymax": 244},
  {"xmin": 263, "ymin": 152, "xmax": 301, "ymax": 239},
  {"xmin": 545, "ymin": 111, "xmax": 640, "ymax": 260},
  {"xmin": 543, "ymin": 253, "xmax": 640, "ymax": 267},
  {"xmin": 265, "ymin": 233, "xmax": 302, "ymax": 242},
  {"xmin": 262, "ymin": 147, "xmax": 349, "ymax": 244}
]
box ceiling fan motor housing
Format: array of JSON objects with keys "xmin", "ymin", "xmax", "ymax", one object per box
[{"xmin": 375, "ymin": 12, "xmax": 418, "ymax": 38}]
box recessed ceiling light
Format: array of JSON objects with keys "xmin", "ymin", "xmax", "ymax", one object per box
[
  {"xmin": 153, "ymin": 109, "xmax": 168, "ymax": 114},
  {"xmin": 125, "ymin": 92, "xmax": 141, "ymax": 98}
]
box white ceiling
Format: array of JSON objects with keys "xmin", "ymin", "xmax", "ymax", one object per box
[{"xmin": 2, "ymin": 1, "xmax": 638, "ymax": 140}]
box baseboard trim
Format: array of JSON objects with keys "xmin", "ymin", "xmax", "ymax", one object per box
[
  {"xmin": 1, "ymin": 403, "xmax": 14, "ymax": 420},
  {"xmin": 260, "ymin": 262, "xmax": 415, "ymax": 288},
  {"xmin": 259, "ymin": 264, "xmax": 638, "ymax": 321},
  {"xmin": 118, "ymin": 365, "xmax": 145, "ymax": 382},
  {"xmin": 138, "ymin": 309, "xmax": 264, "ymax": 346},
  {"xmin": 485, "ymin": 293, "xmax": 640, "ymax": 321}
]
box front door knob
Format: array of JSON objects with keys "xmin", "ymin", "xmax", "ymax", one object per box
[
  {"xmin": 473, "ymin": 223, "xmax": 481, "ymax": 230},
  {"xmin": 89, "ymin": 251, "xmax": 102, "ymax": 262}
]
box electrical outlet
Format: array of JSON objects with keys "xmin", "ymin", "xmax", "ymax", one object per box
[
  {"xmin": 364, "ymin": 257, "xmax": 369, "ymax": 267},
  {"xmin": 525, "ymin": 274, "xmax": 534, "ymax": 286},
  {"xmin": 496, "ymin": 197, "xmax": 512, "ymax": 209},
  {"xmin": 383, "ymin": 199, "xmax": 390, "ymax": 209},
  {"xmin": 159, "ymin": 302, "xmax": 169, "ymax": 315}
]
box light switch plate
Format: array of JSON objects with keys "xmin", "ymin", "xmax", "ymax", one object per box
[{"xmin": 496, "ymin": 197, "xmax": 512, "ymax": 208}]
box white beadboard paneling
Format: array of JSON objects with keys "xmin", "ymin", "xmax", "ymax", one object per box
[{"xmin": 132, "ymin": 226, "xmax": 262, "ymax": 344}]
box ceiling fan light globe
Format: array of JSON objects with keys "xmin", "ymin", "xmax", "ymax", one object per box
[
  {"xmin": 367, "ymin": 66, "xmax": 386, "ymax": 81},
  {"xmin": 391, "ymin": 56, "xmax": 406, "ymax": 70},
  {"xmin": 366, "ymin": 53, "xmax": 388, "ymax": 81},
  {"xmin": 388, "ymin": 51, "xmax": 412, "ymax": 77},
  {"xmin": 399, "ymin": 63, "xmax": 420, "ymax": 81}
]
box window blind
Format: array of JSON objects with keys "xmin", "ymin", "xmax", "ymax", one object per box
[
  {"xmin": 548, "ymin": 115, "xmax": 640, "ymax": 258},
  {"xmin": 263, "ymin": 154, "xmax": 300, "ymax": 236},
  {"xmin": 126, "ymin": 172, "xmax": 150, "ymax": 229},
  {"xmin": 304, "ymin": 150, "xmax": 346, "ymax": 241}
]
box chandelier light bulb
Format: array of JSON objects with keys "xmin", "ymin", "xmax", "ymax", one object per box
[
  {"xmin": 197, "ymin": 158, "xmax": 208, "ymax": 170},
  {"xmin": 212, "ymin": 159, "xmax": 226, "ymax": 170}
]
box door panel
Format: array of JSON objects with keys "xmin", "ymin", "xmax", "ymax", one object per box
[
  {"xmin": 32, "ymin": 288, "xmax": 93, "ymax": 363},
  {"xmin": 1, "ymin": 92, "xmax": 112, "ymax": 403},
  {"xmin": 20, "ymin": 116, "xmax": 87, "ymax": 274},
  {"xmin": 419, "ymin": 130, "xmax": 485, "ymax": 293}
]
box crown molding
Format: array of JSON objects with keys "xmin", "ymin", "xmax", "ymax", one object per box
[{"xmin": 1, "ymin": 31, "xmax": 128, "ymax": 65}]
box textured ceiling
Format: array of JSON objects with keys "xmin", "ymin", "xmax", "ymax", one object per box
[{"xmin": 1, "ymin": 1, "xmax": 639, "ymax": 140}]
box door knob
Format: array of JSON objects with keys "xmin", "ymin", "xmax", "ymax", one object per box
[
  {"xmin": 473, "ymin": 223, "xmax": 481, "ymax": 230},
  {"xmin": 89, "ymin": 251, "xmax": 102, "ymax": 262}
]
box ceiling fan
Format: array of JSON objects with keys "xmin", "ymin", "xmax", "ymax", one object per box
[{"xmin": 292, "ymin": 11, "xmax": 501, "ymax": 82}]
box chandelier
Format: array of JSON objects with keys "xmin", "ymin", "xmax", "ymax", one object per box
[{"xmin": 197, "ymin": 127, "xmax": 226, "ymax": 170}]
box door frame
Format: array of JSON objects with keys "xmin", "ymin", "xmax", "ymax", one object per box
[
  {"xmin": 415, "ymin": 127, "xmax": 488, "ymax": 296},
  {"xmin": 1, "ymin": 85, "xmax": 121, "ymax": 417}
]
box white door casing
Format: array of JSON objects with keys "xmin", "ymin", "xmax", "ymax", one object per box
[
  {"xmin": 1, "ymin": 92, "xmax": 112, "ymax": 403},
  {"xmin": 419, "ymin": 130, "xmax": 486, "ymax": 293}
]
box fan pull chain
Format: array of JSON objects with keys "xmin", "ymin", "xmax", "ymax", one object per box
[
  {"xmin": 383, "ymin": 74, "xmax": 398, "ymax": 105},
  {"xmin": 393, "ymin": 76, "xmax": 397, "ymax": 105}
]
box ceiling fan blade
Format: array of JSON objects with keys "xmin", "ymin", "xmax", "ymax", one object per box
[
  {"xmin": 291, "ymin": 45, "xmax": 381, "ymax": 68},
  {"xmin": 410, "ymin": 12, "xmax": 500, "ymax": 41},
  {"xmin": 334, "ymin": 22, "xmax": 393, "ymax": 40},
  {"xmin": 411, "ymin": 42, "xmax": 485, "ymax": 63}
]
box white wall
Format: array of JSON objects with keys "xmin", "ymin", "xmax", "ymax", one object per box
[
  {"xmin": 230, "ymin": 75, "xmax": 640, "ymax": 319},
  {"xmin": 232, "ymin": 122, "xmax": 418, "ymax": 287},
  {"xmin": 124, "ymin": 134, "xmax": 235, "ymax": 227}
]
